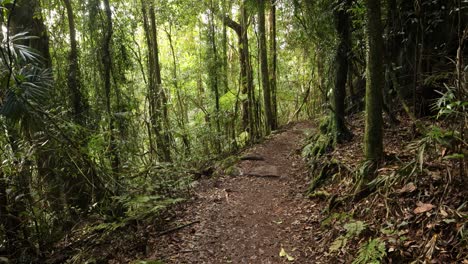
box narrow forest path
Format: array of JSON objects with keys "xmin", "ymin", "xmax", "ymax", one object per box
[{"xmin": 146, "ymin": 122, "xmax": 324, "ymax": 263}]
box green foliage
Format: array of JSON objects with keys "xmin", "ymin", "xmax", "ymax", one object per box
[
  {"xmin": 344, "ymin": 220, "xmax": 367, "ymax": 237},
  {"xmin": 433, "ymin": 84, "xmax": 467, "ymax": 120},
  {"xmin": 352, "ymin": 238, "xmax": 386, "ymax": 264},
  {"xmin": 407, "ymin": 125, "xmax": 463, "ymax": 173},
  {"xmin": 329, "ymin": 220, "xmax": 367, "ymax": 253},
  {"xmin": 321, "ymin": 212, "xmax": 353, "ymax": 227},
  {"xmin": 114, "ymin": 195, "xmax": 184, "ymax": 221},
  {"xmin": 0, "ymin": 32, "xmax": 52, "ymax": 124},
  {"xmin": 329, "ymin": 235, "xmax": 348, "ymax": 253}
]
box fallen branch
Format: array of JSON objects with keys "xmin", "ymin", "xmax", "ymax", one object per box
[
  {"xmin": 240, "ymin": 154, "xmax": 265, "ymax": 161},
  {"xmin": 157, "ymin": 221, "xmax": 200, "ymax": 236},
  {"xmin": 244, "ymin": 173, "xmax": 281, "ymax": 178}
]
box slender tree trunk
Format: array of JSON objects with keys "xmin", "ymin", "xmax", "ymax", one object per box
[
  {"xmin": 63, "ymin": 0, "xmax": 88, "ymax": 124},
  {"xmin": 364, "ymin": 0, "xmax": 384, "ymax": 164},
  {"xmin": 166, "ymin": 28, "xmax": 191, "ymax": 155},
  {"xmin": 241, "ymin": 3, "xmax": 257, "ymax": 142},
  {"xmin": 269, "ymin": 0, "xmax": 278, "ymax": 129},
  {"xmin": 102, "ymin": 0, "xmax": 120, "ymax": 174},
  {"xmin": 258, "ymin": 0, "xmax": 273, "ymax": 134},
  {"xmin": 332, "ymin": 0, "xmax": 352, "ymax": 142},
  {"xmin": 208, "ymin": 1, "xmax": 222, "ymax": 153},
  {"xmin": 142, "ymin": 1, "xmax": 172, "ymax": 162}
]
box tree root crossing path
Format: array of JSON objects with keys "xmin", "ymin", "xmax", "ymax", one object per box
[{"xmin": 148, "ymin": 122, "xmax": 323, "ymax": 263}]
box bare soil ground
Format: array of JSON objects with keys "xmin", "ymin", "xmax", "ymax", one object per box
[{"xmin": 145, "ymin": 122, "xmax": 324, "ymax": 263}]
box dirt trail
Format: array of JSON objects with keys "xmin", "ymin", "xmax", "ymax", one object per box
[{"xmin": 147, "ymin": 122, "xmax": 323, "ymax": 263}]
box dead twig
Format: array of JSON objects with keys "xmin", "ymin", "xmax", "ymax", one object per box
[{"xmin": 157, "ymin": 221, "xmax": 200, "ymax": 236}]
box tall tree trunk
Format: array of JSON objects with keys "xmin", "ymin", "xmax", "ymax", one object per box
[
  {"xmin": 63, "ymin": 0, "xmax": 88, "ymax": 124},
  {"xmin": 223, "ymin": 3, "xmax": 257, "ymax": 143},
  {"xmin": 332, "ymin": 0, "xmax": 352, "ymax": 142},
  {"xmin": 8, "ymin": 1, "xmax": 69, "ymax": 250},
  {"xmin": 241, "ymin": 3, "xmax": 257, "ymax": 142},
  {"xmin": 209, "ymin": 1, "xmax": 222, "ymax": 153},
  {"xmin": 102, "ymin": 0, "xmax": 120, "ymax": 173},
  {"xmin": 364, "ymin": 0, "xmax": 384, "ymax": 165},
  {"xmin": 9, "ymin": 0, "xmax": 51, "ymax": 67},
  {"xmin": 258, "ymin": 0, "xmax": 273, "ymax": 134},
  {"xmin": 269, "ymin": 0, "xmax": 278, "ymax": 129},
  {"xmin": 222, "ymin": 0, "xmax": 230, "ymax": 95},
  {"xmin": 166, "ymin": 27, "xmax": 191, "ymax": 155},
  {"xmin": 142, "ymin": 1, "xmax": 172, "ymax": 162}
]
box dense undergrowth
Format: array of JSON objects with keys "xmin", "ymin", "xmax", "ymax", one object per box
[{"xmin": 303, "ymin": 105, "xmax": 467, "ymax": 262}]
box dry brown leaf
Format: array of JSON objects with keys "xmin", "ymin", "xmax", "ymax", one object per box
[
  {"xmin": 440, "ymin": 208, "xmax": 448, "ymax": 217},
  {"xmin": 414, "ymin": 202, "xmax": 435, "ymax": 214},
  {"xmin": 398, "ymin": 182, "xmax": 417, "ymax": 193}
]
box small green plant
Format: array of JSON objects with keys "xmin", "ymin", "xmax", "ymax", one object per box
[
  {"xmin": 352, "ymin": 238, "xmax": 386, "ymax": 264},
  {"xmin": 329, "ymin": 220, "xmax": 367, "ymax": 253},
  {"xmin": 321, "ymin": 212, "xmax": 353, "ymax": 227},
  {"xmin": 344, "ymin": 220, "xmax": 366, "ymax": 237}
]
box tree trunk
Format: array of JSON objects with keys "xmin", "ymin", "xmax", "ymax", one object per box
[
  {"xmin": 102, "ymin": 0, "xmax": 121, "ymax": 174},
  {"xmin": 364, "ymin": 0, "xmax": 384, "ymax": 164},
  {"xmin": 258, "ymin": 0, "xmax": 273, "ymax": 135},
  {"xmin": 223, "ymin": 3, "xmax": 257, "ymax": 143},
  {"xmin": 9, "ymin": 0, "xmax": 51, "ymax": 67},
  {"xmin": 166, "ymin": 28, "xmax": 191, "ymax": 155},
  {"xmin": 208, "ymin": 0, "xmax": 222, "ymax": 153},
  {"xmin": 332, "ymin": 0, "xmax": 352, "ymax": 143},
  {"xmin": 269, "ymin": 0, "xmax": 278, "ymax": 129},
  {"xmin": 241, "ymin": 3, "xmax": 257, "ymax": 142},
  {"xmin": 142, "ymin": 1, "xmax": 172, "ymax": 162},
  {"xmin": 222, "ymin": 0, "xmax": 230, "ymax": 95},
  {"xmin": 63, "ymin": 0, "xmax": 88, "ymax": 124}
]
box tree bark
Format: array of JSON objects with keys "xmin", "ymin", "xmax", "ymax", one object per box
[
  {"xmin": 208, "ymin": 0, "xmax": 222, "ymax": 153},
  {"xmin": 258, "ymin": 0, "xmax": 274, "ymax": 134},
  {"xmin": 9, "ymin": 0, "xmax": 51, "ymax": 67},
  {"xmin": 165, "ymin": 28, "xmax": 191, "ymax": 155},
  {"xmin": 269, "ymin": 0, "xmax": 278, "ymax": 129},
  {"xmin": 332, "ymin": 0, "xmax": 352, "ymax": 142},
  {"xmin": 364, "ymin": 0, "xmax": 384, "ymax": 163},
  {"xmin": 223, "ymin": 3, "xmax": 257, "ymax": 143},
  {"xmin": 142, "ymin": 1, "xmax": 172, "ymax": 162},
  {"xmin": 63, "ymin": 0, "xmax": 88, "ymax": 124},
  {"xmin": 102, "ymin": 0, "xmax": 121, "ymax": 173}
]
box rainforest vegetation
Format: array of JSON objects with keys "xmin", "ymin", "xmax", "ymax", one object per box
[{"xmin": 0, "ymin": 0, "xmax": 466, "ymax": 263}]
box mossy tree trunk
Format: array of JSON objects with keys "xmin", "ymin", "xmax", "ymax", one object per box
[
  {"xmin": 224, "ymin": 3, "xmax": 257, "ymax": 143},
  {"xmin": 63, "ymin": 0, "xmax": 88, "ymax": 124},
  {"xmin": 208, "ymin": 0, "xmax": 222, "ymax": 153},
  {"xmin": 332, "ymin": 0, "xmax": 353, "ymax": 143},
  {"xmin": 364, "ymin": 0, "xmax": 384, "ymax": 165},
  {"xmin": 269, "ymin": 0, "xmax": 278, "ymax": 130},
  {"xmin": 258, "ymin": 0, "xmax": 274, "ymax": 135},
  {"xmin": 102, "ymin": 0, "xmax": 121, "ymax": 174},
  {"xmin": 142, "ymin": 1, "xmax": 172, "ymax": 162}
]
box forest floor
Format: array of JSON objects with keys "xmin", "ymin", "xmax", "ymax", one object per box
[
  {"xmin": 53, "ymin": 117, "xmax": 466, "ymax": 263},
  {"xmin": 140, "ymin": 122, "xmax": 323, "ymax": 263}
]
